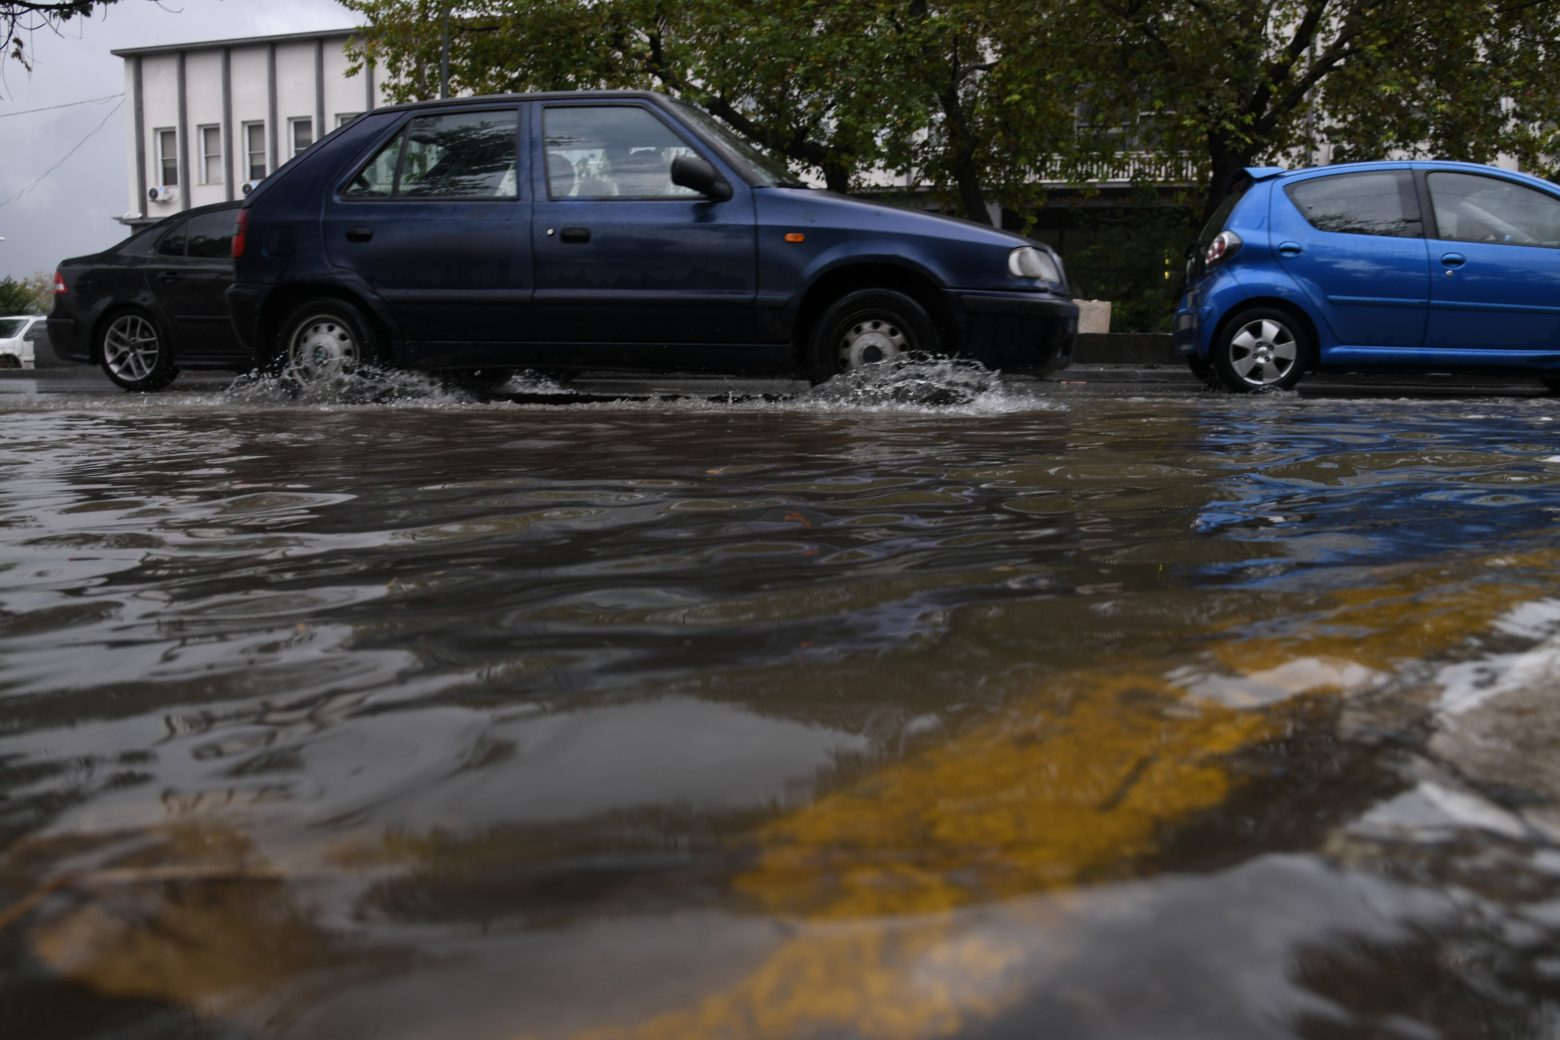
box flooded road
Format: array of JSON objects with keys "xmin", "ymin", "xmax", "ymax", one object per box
[{"xmin": 2, "ymin": 366, "xmax": 1558, "ymax": 1039}]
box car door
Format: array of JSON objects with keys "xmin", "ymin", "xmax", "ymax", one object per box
[
  {"xmin": 1423, "ymin": 170, "xmax": 1560, "ymax": 352},
  {"xmin": 323, "ymin": 105, "xmax": 530, "ymax": 361},
  {"xmin": 147, "ymin": 208, "xmax": 244, "ymax": 359},
  {"xmin": 1271, "ymin": 169, "xmax": 1429, "ymax": 349},
  {"xmin": 529, "ymin": 101, "xmax": 756, "ymax": 356}
]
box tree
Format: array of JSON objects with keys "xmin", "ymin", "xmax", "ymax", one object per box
[
  {"xmin": 3, "ymin": 1, "xmax": 124, "ymax": 75},
  {"xmin": 342, "ymin": 0, "xmax": 1080, "ymax": 225},
  {"xmin": 0, "ymin": 273, "xmax": 48, "ymax": 314},
  {"xmin": 1060, "ymin": 0, "xmax": 1560, "ymax": 222}
]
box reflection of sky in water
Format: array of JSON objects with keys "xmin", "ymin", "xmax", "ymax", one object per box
[{"xmin": 1193, "ymin": 406, "xmax": 1560, "ymax": 582}]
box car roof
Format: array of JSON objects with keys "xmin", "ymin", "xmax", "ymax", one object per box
[
  {"xmin": 1251, "ymin": 159, "xmax": 1556, "ymax": 187},
  {"xmin": 368, "ymin": 89, "xmax": 673, "ymax": 117}
]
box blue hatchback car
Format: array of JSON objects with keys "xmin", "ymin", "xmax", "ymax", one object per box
[
  {"xmin": 228, "ymin": 91, "xmax": 1076, "ymax": 385},
  {"xmin": 1176, "ymin": 161, "xmax": 1560, "ymax": 392}
]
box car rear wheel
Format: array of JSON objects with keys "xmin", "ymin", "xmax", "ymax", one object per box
[
  {"xmin": 276, "ymin": 299, "xmax": 379, "ymax": 386},
  {"xmin": 805, "ymin": 289, "xmax": 940, "ymax": 384},
  {"xmin": 99, "ymin": 310, "xmax": 179, "ymax": 391},
  {"xmin": 1213, "ymin": 307, "xmax": 1310, "ymax": 392},
  {"xmin": 0, "ymin": 355, "xmax": 19, "ymax": 369}
]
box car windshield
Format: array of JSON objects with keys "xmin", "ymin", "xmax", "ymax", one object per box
[
  {"xmin": 0, "ymin": 318, "xmax": 25, "ymax": 338},
  {"xmin": 669, "ymin": 101, "xmax": 806, "ymax": 188}
]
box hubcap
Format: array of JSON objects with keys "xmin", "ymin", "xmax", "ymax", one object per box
[
  {"xmin": 103, "ymin": 314, "xmax": 162, "ymax": 382},
  {"xmin": 1228, "ymin": 318, "xmax": 1298, "ymax": 386},
  {"xmin": 838, "ymin": 317, "xmax": 909, "ymax": 370},
  {"xmin": 288, "ymin": 315, "xmax": 359, "ymax": 382}
]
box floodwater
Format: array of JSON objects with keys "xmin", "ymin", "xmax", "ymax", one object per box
[{"xmin": 2, "ymin": 363, "xmax": 1558, "ymax": 1039}]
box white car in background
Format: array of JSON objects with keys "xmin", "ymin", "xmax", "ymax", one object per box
[{"xmin": 0, "ymin": 315, "xmax": 44, "ymax": 369}]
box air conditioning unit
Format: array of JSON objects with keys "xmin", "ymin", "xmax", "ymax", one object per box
[
  {"xmin": 147, "ymin": 185, "xmax": 179, "ymax": 204},
  {"xmin": 241, "ymin": 179, "xmax": 262, "ymax": 195}
]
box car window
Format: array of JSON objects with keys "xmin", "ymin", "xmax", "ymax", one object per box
[
  {"xmin": 1427, "ymin": 172, "xmax": 1560, "ymax": 247},
  {"xmin": 0, "ymin": 319, "xmax": 22, "ymax": 338},
  {"xmin": 156, "ymin": 220, "xmax": 189, "ymax": 256},
  {"xmin": 542, "ymin": 106, "xmax": 700, "ymax": 200},
  {"xmin": 24, "ymin": 321, "xmax": 47, "ymax": 343},
  {"xmin": 344, "ymin": 109, "xmax": 519, "ymax": 200},
  {"xmin": 186, "ymin": 210, "xmax": 236, "ymax": 258},
  {"xmin": 1285, "ymin": 171, "xmax": 1421, "ymax": 237}
]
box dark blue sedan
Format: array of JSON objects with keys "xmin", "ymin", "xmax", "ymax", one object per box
[
  {"xmin": 228, "ymin": 92, "xmax": 1077, "ymax": 386},
  {"xmin": 1176, "ymin": 161, "xmax": 1560, "ymax": 392}
]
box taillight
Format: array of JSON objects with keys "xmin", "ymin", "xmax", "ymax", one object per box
[
  {"xmin": 1205, "ymin": 230, "xmax": 1242, "ymax": 268},
  {"xmin": 231, "ymin": 209, "xmax": 249, "ymax": 259},
  {"xmin": 53, "ymin": 270, "xmax": 67, "ymax": 294}
]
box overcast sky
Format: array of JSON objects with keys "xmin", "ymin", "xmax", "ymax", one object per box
[{"xmin": 0, "ymin": 0, "xmax": 361, "ymax": 281}]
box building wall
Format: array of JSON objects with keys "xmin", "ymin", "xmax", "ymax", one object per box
[{"xmin": 121, "ymin": 32, "xmax": 391, "ymax": 224}]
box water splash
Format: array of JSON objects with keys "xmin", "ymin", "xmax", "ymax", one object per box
[{"xmin": 804, "ymin": 353, "xmax": 1007, "ymax": 408}]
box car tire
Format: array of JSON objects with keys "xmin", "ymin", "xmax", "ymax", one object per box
[
  {"xmin": 1185, "ymin": 353, "xmax": 1215, "ymax": 386},
  {"xmin": 98, "ymin": 309, "xmax": 179, "ymax": 392},
  {"xmin": 0, "ymin": 355, "xmax": 19, "ymax": 370},
  {"xmin": 275, "ymin": 298, "xmax": 380, "ymax": 387},
  {"xmin": 1212, "ymin": 307, "xmax": 1310, "ymax": 392},
  {"xmin": 805, "ymin": 289, "xmax": 941, "ymax": 384}
]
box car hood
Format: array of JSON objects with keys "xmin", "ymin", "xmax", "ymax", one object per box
[{"xmin": 758, "ymin": 187, "xmax": 1036, "ymax": 249}]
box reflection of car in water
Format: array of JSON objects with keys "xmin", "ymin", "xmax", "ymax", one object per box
[
  {"xmin": 1176, "ymin": 160, "xmax": 1560, "ymax": 393},
  {"xmin": 228, "ymin": 91, "xmax": 1077, "ymax": 386},
  {"xmin": 0, "ymin": 314, "xmax": 46, "ymax": 369},
  {"xmin": 48, "ymin": 202, "xmax": 247, "ymax": 391}
]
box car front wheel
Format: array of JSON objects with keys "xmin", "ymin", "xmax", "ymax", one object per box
[
  {"xmin": 805, "ymin": 289, "xmax": 940, "ymax": 384},
  {"xmin": 99, "ymin": 310, "xmax": 179, "ymax": 391},
  {"xmin": 276, "ymin": 299, "xmax": 379, "ymax": 386},
  {"xmin": 1213, "ymin": 307, "xmax": 1310, "ymax": 392}
]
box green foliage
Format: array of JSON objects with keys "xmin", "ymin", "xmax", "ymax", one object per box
[{"xmin": 0, "ymin": 274, "xmax": 47, "ymax": 314}]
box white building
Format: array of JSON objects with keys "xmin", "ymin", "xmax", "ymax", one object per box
[{"xmin": 114, "ymin": 29, "xmax": 393, "ymax": 226}]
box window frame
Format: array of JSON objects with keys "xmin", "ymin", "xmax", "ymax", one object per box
[
  {"xmin": 1423, "ymin": 169, "xmax": 1560, "ymax": 250},
  {"xmin": 1282, "ymin": 169, "xmax": 1423, "ymax": 239},
  {"xmin": 289, "ymin": 116, "xmax": 314, "ymax": 159},
  {"xmin": 243, "ymin": 121, "xmax": 267, "ymax": 182},
  {"xmin": 198, "ymin": 124, "xmax": 223, "ymax": 185},
  {"xmin": 337, "ymin": 106, "xmax": 523, "ymax": 204},
  {"xmin": 540, "ymin": 102, "xmax": 710, "ymax": 202},
  {"xmin": 155, "ymin": 127, "xmax": 180, "ymax": 187}
]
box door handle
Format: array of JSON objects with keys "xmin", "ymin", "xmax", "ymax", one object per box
[
  {"xmin": 156, "ymin": 271, "xmax": 182, "ymax": 283},
  {"xmin": 559, "ymin": 226, "xmax": 591, "ymax": 244},
  {"xmin": 1440, "ymin": 252, "xmax": 1466, "ymax": 268},
  {"xmin": 346, "ymin": 227, "xmax": 374, "ymax": 242},
  {"xmin": 1277, "ymin": 241, "xmax": 1303, "ymax": 256}
]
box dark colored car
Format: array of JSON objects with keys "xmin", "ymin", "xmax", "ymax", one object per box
[
  {"xmin": 49, "ymin": 201, "xmax": 246, "ymax": 391},
  {"xmin": 229, "ymin": 91, "xmax": 1076, "ymax": 384},
  {"xmin": 1177, "ymin": 161, "xmax": 1560, "ymax": 392}
]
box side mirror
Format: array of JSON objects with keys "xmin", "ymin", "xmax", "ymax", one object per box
[{"xmin": 671, "ymin": 154, "xmax": 733, "ymax": 202}]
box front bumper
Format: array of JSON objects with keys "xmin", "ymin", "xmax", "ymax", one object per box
[{"xmin": 947, "ymin": 290, "xmax": 1077, "ymax": 374}]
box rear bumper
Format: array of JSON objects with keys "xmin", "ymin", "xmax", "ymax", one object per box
[
  {"xmin": 947, "ymin": 290, "xmax": 1076, "ymax": 374},
  {"xmin": 46, "ymin": 316, "xmax": 91, "ymax": 364}
]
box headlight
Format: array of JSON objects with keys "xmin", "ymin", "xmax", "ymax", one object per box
[{"xmin": 1008, "ymin": 246, "xmax": 1062, "ymax": 284}]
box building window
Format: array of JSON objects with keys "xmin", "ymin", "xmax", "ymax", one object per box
[
  {"xmin": 289, "ymin": 117, "xmax": 314, "ymax": 158},
  {"xmin": 243, "ymin": 121, "xmax": 267, "ymax": 181},
  {"xmin": 155, "ymin": 127, "xmax": 179, "ymax": 186},
  {"xmin": 336, "ymin": 112, "xmax": 361, "ymax": 128},
  {"xmin": 198, "ymin": 125, "xmax": 223, "ymax": 185}
]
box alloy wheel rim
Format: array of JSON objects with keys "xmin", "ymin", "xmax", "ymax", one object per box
[
  {"xmin": 1228, "ymin": 318, "xmax": 1298, "ymax": 386},
  {"xmin": 288, "ymin": 316, "xmax": 359, "ymax": 382},
  {"xmin": 103, "ymin": 314, "xmax": 162, "ymax": 382},
  {"xmin": 838, "ymin": 317, "xmax": 908, "ymax": 370}
]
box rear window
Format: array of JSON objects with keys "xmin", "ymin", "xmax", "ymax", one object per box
[{"xmin": 1285, "ymin": 171, "xmax": 1421, "ymax": 237}]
